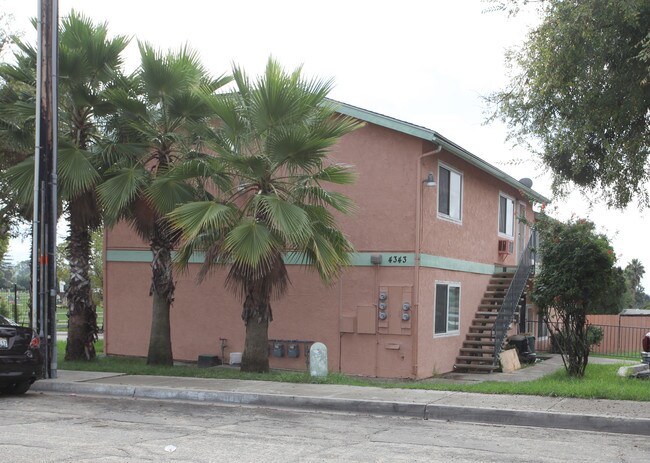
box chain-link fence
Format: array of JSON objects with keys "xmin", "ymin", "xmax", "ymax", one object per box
[{"xmin": 0, "ymin": 289, "xmax": 103, "ymax": 331}]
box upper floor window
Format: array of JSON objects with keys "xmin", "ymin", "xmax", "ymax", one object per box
[
  {"xmin": 438, "ymin": 164, "xmax": 462, "ymax": 222},
  {"xmin": 499, "ymin": 193, "xmax": 515, "ymax": 238}
]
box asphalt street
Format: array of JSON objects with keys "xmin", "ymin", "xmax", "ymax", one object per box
[{"xmin": 1, "ymin": 392, "xmax": 649, "ymax": 462}]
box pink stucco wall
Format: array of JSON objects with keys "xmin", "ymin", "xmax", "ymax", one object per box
[
  {"xmin": 330, "ymin": 123, "xmax": 420, "ymax": 252},
  {"xmin": 420, "ymin": 150, "xmax": 534, "ymax": 266},
  {"xmin": 104, "ymin": 121, "xmax": 538, "ymax": 378}
]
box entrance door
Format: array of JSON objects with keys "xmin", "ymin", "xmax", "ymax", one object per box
[{"xmin": 516, "ymin": 202, "xmax": 526, "ymax": 261}]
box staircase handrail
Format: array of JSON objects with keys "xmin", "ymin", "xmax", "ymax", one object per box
[{"xmin": 492, "ymin": 234, "xmax": 536, "ymax": 365}]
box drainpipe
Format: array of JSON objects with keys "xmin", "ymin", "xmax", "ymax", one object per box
[{"xmin": 412, "ymin": 143, "xmax": 443, "ymax": 377}]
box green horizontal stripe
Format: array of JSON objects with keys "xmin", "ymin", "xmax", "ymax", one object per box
[
  {"xmin": 107, "ymin": 249, "xmax": 496, "ymax": 274},
  {"xmin": 419, "ymin": 254, "xmax": 495, "ymax": 275}
]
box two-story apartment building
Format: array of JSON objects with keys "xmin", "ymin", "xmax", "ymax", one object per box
[{"xmin": 103, "ymin": 101, "xmax": 548, "ymax": 378}]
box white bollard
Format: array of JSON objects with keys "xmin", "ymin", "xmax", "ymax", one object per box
[{"xmin": 309, "ymin": 342, "xmax": 328, "ymax": 377}]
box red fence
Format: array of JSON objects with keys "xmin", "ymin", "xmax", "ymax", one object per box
[{"xmin": 526, "ymin": 320, "xmax": 650, "ymax": 359}]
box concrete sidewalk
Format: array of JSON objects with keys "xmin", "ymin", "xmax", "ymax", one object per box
[{"xmin": 31, "ymin": 356, "xmax": 650, "ymax": 437}]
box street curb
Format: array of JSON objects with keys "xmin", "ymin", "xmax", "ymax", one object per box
[
  {"xmin": 424, "ymin": 405, "xmax": 650, "ymax": 436},
  {"xmin": 32, "ymin": 381, "xmax": 650, "ymax": 436},
  {"xmin": 33, "ymin": 381, "xmax": 426, "ymax": 418}
]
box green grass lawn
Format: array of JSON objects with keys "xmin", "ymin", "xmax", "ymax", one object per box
[{"xmin": 56, "ymin": 341, "xmax": 650, "ymax": 402}]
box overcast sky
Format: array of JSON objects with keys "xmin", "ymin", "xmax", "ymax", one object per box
[{"xmin": 3, "ymin": 0, "xmax": 649, "ymax": 289}]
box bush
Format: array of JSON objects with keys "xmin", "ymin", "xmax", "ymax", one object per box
[
  {"xmin": 550, "ymin": 325, "xmax": 604, "ymax": 353},
  {"xmin": 586, "ymin": 325, "xmax": 604, "ymax": 346}
]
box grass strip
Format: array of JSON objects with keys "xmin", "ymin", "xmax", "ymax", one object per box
[{"xmin": 56, "ymin": 341, "xmax": 650, "ymax": 402}]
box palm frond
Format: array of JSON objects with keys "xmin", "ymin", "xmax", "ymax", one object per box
[
  {"xmin": 3, "ymin": 157, "xmax": 35, "ymax": 209},
  {"xmin": 302, "ymin": 224, "xmax": 354, "ymax": 284},
  {"xmin": 58, "ymin": 143, "xmax": 101, "ymax": 199},
  {"xmin": 255, "ymin": 195, "xmax": 310, "ymax": 243},
  {"xmin": 145, "ymin": 173, "xmax": 197, "ymax": 216},
  {"xmin": 97, "ymin": 166, "xmax": 148, "ymax": 224},
  {"xmin": 312, "ymin": 164, "xmax": 357, "ymax": 185},
  {"xmin": 293, "ymin": 186, "xmax": 356, "ymax": 214},
  {"xmin": 223, "ymin": 218, "xmax": 280, "ymax": 271},
  {"xmin": 169, "ymin": 200, "xmax": 237, "ymax": 242}
]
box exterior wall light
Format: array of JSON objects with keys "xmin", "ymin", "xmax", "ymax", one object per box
[{"xmin": 423, "ymin": 171, "xmax": 436, "ymax": 187}]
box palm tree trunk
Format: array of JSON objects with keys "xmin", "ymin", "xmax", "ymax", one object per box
[
  {"xmin": 147, "ymin": 234, "xmax": 174, "ymax": 366},
  {"xmin": 65, "ymin": 221, "xmax": 98, "ymax": 361},
  {"xmin": 241, "ymin": 283, "xmax": 273, "ymax": 373}
]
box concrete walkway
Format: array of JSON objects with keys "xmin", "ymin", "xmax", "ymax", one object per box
[{"xmin": 31, "ymin": 355, "xmax": 650, "ymax": 436}]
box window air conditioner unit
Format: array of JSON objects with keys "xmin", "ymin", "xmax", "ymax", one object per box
[{"xmin": 498, "ymin": 239, "xmax": 511, "ymax": 255}]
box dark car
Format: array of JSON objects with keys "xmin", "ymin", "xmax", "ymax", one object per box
[{"xmin": 0, "ymin": 315, "xmax": 42, "ymax": 395}]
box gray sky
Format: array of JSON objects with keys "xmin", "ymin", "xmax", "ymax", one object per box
[{"xmin": 3, "ymin": 0, "xmax": 649, "ymax": 289}]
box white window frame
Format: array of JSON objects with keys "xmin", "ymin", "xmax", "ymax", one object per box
[
  {"xmin": 437, "ymin": 162, "xmax": 463, "ymax": 224},
  {"xmin": 498, "ymin": 192, "xmax": 515, "ymax": 239},
  {"xmin": 433, "ymin": 281, "xmax": 461, "ymax": 337}
]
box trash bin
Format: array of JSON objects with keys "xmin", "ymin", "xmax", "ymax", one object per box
[
  {"xmin": 642, "ymin": 332, "xmax": 650, "ymax": 365},
  {"xmin": 525, "ymin": 335, "xmax": 536, "ymax": 355},
  {"xmin": 508, "ymin": 335, "xmax": 536, "ymax": 363}
]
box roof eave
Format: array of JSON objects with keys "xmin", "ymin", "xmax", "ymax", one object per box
[{"xmin": 331, "ymin": 100, "xmax": 550, "ymax": 204}]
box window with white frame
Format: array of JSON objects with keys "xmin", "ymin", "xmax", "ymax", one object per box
[
  {"xmin": 434, "ymin": 282, "xmax": 460, "ymax": 335},
  {"xmin": 498, "ymin": 193, "xmax": 515, "ymax": 238},
  {"xmin": 438, "ymin": 164, "xmax": 462, "ymax": 222}
]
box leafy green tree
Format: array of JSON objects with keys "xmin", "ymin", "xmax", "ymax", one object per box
[
  {"xmin": 98, "ymin": 44, "xmax": 230, "ymax": 365},
  {"xmin": 170, "ymin": 59, "xmax": 361, "ymax": 372},
  {"xmin": 0, "ymin": 234, "xmax": 8, "ymax": 264},
  {"xmin": 0, "ymin": 11, "xmax": 16, "ymax": 57},
  {"xmin": 0, "ymin": 53, "xmax": 33, "ymax": 251},
  {"xmin": 489, "ymin": 0, "xmax": 650, "ymax": 207},
  {"xmin": 533, "ymin": 216, "xmax": 620, "ymax": 377},
  {"xmin": 1, "ymin": 12, "xmax": 129, "ymax": 360},
  {"xmin": 13, "ymin": 259, "xmax": 30, "ymax": 290},
  {"xmin": 588, "ymin": 266, "xmax": 627, "ymax": 314},
  {"xmin": 90, "ymin": 229, "xmax": 103, "ymax": 306},
  {"xmin": 56, "ymin": 241, "xmax": 71, "ymax": 291},
  {"xmin": 0, "ymin": 258, "xmax": 14, "ymax": 289}
]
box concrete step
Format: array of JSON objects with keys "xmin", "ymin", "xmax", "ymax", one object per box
[
  {"xmin": 455, "ymin": 355, "xmax": 495, "ymax": 363},
  {"xmin": 486, "ymin": 284, "xmax": 510, "ymax": 291},
  {"xmin": 475, "ymin": 311, "xmax": 498, "ymax": 317},
  {"xmin": 460, "ymin": 347, "xmax": 495, "ymax": 354},
  {"xmin": 463, "ymin": 340, "xmax": 495, "ymax": 346},
  {"xmin": 468, "ymin": 328, "xmax": 494, "ymax": 335},
  {"xmin": 481, "ymin": 297, "xmax": 505, "ymax": 303},
  {"xmin": 470, "ymin": 322, "xmax": 495, "ymax": 329},
  {"xmin": 477, "ymin": 304, "xmax": 501, "ymax": 311},
  {"xmin": 453, "ymin": 363, "xmax": 499, "ymax": 373},
  {"xmin": 492, "ymin": 272, "xmax": 516, "ymax": 278},
  {"xmin": 465, "ymin": 332, "xmax": 495, "ymax": 339},
  {"xmin": 484, "ymin": 292, "xmax": 507, "ymax": 299}
]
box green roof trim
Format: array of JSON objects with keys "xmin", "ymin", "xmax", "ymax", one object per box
[{"xmin": 330, "ymin": 100, "xmax": 550, "ymax": 204}]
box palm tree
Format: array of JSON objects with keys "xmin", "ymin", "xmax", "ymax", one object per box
[
  {"xmin": 625, "ymin": 258, "xmax": 646, "ymax": 307},
  {"xmin": 0, "ymin": 65, "xmax": 33, "ymax": 244},
  {"xmin": 97, "ymin": 43, "xmax": 230, "ymax": 365},
  {"xmin": 1, "ymin": 12, "xmax": 129, "ymax": 360},
  {"xmin": 169, "ymin": 58, "xmax": 362, "ymax": 372}
]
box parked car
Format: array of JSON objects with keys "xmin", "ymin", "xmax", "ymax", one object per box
[{"xmin": 0, "ymin": 315, "xmax": 42, "ymax": 395}]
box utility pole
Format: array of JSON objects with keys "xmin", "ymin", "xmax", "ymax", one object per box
[{"xmin": 32, "ymin": 0, "xmax": 58, "ymax": 379}]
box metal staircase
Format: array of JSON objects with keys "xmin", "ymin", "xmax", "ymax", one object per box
[{"xmin": 453, "ymin": 235, "xmax": 536, "ymax": 373}]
